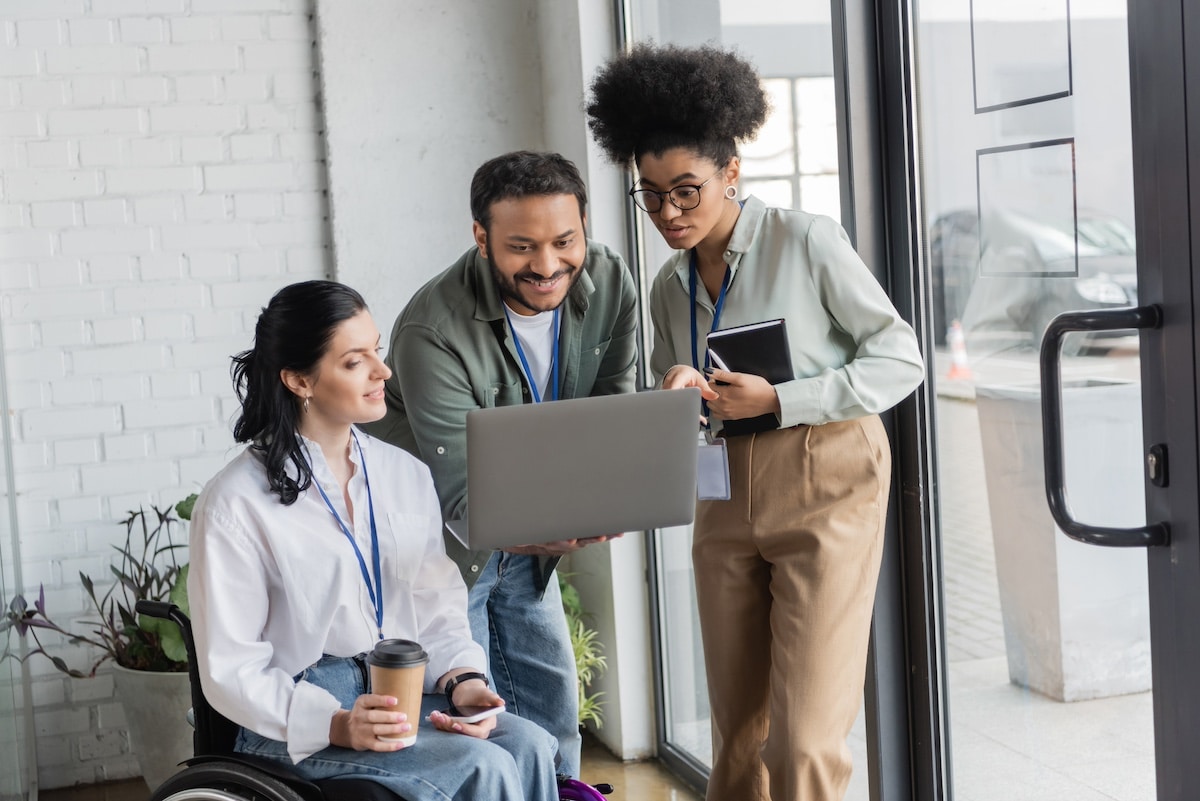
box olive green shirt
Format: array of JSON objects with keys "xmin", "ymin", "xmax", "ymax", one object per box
[{"xmin": 363, "ymin": 241, "xmax": 640, "ymax": 589}]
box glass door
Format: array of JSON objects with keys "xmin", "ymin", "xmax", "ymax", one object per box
[
  {"xmin": 902, "ymin": 0, "xmax": 1200, "ymax": 798},
  {"xmin": 914, "ymin": 3, "xmax": 1153, "ymax": 799}
]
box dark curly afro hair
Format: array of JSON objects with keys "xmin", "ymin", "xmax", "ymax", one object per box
[{"xmin": 586, "ymin": 42, "xmax": 769, "ymax": 169}]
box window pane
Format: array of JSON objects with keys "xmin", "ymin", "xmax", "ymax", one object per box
[
  {"xmin": 741, "ymin": 78, "xmax": 796, "ymax": 176},
  {"xmin": 741, "ymin": 179, "xmax": 794, "ymax": 211}
]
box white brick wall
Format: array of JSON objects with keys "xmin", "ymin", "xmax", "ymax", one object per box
[{"xmin": 0, "ymin": 0, "xmax": 331, "ymax": 787}]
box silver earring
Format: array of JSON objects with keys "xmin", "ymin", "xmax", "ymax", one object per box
[
  {"xmin": 725, "ymin": 185, "xmax": 738, "ymax": 199},
  {"xmin": 303, "ymin": 396, "xmax": 310, "ymax": 413}
]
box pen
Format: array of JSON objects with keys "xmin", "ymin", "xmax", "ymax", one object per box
[{"xmin": 706, "ymin": 348, "xmax": 731, "ymax": 372}]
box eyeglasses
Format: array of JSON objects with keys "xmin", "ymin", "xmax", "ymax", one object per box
[{"xmin": 628, "ymin": 170, "xmax": 722, "ymax": 214}]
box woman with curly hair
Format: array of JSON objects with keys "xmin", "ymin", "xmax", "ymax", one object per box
[{"xmin": 587, "ymin": 43, "xmax": 924, "ymax": 801}]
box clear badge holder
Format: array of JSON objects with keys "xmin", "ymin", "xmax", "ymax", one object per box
[{"xmin": 696, "ymin": 430, "xmax": 731, "ymax": 501}]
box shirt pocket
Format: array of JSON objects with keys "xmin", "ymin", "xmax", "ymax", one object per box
[
  {"xmin": 483, "ymin": 378, "xmax": 525, "ymax": 408},
  {"xmin": 384, "ymin": 511, "xmax": 437, "ymax": 586},
  {"xmin": 575, "ymin": 336, "xmax": 613, "ymax": 390}
]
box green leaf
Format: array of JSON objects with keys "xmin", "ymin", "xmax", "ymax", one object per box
[
  {"xmin": 140, "ymin": 614, "xmax": 187, "ymax": 664},
  {"xmin": 175, "ymin": 494, "xmax": 197, "ymax": 521},
  {"xmin": 558, "ymin": 575, "xmax": 584, "ymax": 620},
  {"xmin": 170, "ymin": 565, "xmax": 190, "ymax": 617}
]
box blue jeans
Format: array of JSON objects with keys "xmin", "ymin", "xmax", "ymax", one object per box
[
  {"xmin": 235, "ymin": 654, "xmax": 559, "ymax": 801},
  {"xmin": 468, "ymin": 552, "xmax": 581, "ymax": 777}
]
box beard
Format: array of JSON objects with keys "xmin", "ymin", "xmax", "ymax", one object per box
[{"xmin": 487, "ymin": 246, "xmax": 584, "ymax": 315}]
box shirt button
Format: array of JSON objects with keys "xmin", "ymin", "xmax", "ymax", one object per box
[
  {"xmin": 594, "ymin": 348, "xmax": 600, "ymax": 355},
  {"xmin": 470, "ymin": 565, "xmax": 479, "ymax": 572},
  {"xmin": 492, "ymin": 387, "xmax": 499, "ymax": 394},
  {"xmin": 436, "ymin": 446, "xmax": 445, "ymax": 455}
]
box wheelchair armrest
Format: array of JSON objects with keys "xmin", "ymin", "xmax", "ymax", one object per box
[{"xmin": 136, "ymin": 600, "xmax": 176, "ymax": 620}]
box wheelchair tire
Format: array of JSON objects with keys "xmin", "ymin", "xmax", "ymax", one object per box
[
  {"xmin": 152, "ymin": 761, "xmax": 309, "ymax": 801},
  {"xmin": 557, "ymin": 776, "xmax": 613, "ymax": 800}
]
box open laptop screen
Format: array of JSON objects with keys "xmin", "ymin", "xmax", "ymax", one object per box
[{"xmin": 446, "ymin": 388, "xmax": 701, "ymax": 550}]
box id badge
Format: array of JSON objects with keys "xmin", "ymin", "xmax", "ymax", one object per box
[{"xmin": 697, "ymin": 433, "xmax": 731, "ymax": 501}]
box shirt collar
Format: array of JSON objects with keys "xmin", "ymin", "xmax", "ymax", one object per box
[
  {"xmin": 727, "ymin": 194, "xmax": 766, "ymax": 255},
  {"xmin": 297, "ymin": 429, "xmax": 367, "ymax": 484},
  {"xmin": 672, "ymin": 194, "xmax": 767, "ymax": 289}
]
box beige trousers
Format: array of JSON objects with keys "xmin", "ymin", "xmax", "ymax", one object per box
[{"xmin": 693, "ymin": 415, "xmax": 890, "ymax": 801}]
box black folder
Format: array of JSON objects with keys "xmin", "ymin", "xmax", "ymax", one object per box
[{"xmin": 706, "ymin": 318, "xmax": 794, "ymax": 436}]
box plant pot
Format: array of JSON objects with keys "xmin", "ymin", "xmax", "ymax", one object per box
[
  {"xmin": 112, "ymin": 664, "xmax": 192, "ymax": 791},
  {"xmin": 976, "ymin": 380, "xmax": 1151, "ymax": 701}
]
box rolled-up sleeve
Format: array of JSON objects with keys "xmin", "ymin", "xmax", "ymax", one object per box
[{"xmin": 774, "ymin": 215, "xmax": 925, "ymax": 426}]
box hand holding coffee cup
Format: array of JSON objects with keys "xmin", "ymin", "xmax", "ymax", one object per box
[
  {"xmin": 334, "ymin": 691, "xmax": 412, "ymax": 751},
  {"xmin": 366, "ymin": 639, "xmax": 429, "ymax": 747}
]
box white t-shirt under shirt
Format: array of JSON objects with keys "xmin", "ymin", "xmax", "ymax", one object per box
[{"xmin": 505, "ymin": 304, "xmax": 556, "ymax": 399}]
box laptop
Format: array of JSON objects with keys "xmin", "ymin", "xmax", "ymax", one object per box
[{"xmin": 445, "ymin": 388, "xmax": 701, "ymax": 550}]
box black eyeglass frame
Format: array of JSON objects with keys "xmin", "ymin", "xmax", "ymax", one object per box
[{"xmin": 628, "ymin": 169, "xmax": 723, "ymax": 213}]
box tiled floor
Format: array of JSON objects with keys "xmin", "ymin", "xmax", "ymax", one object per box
[
  {"xmin": 37, "ymin": 732, "xmax": 702, "ymax": 801},
  {"xmin": 580, "ymin": 735, "xmax": 702, "ymax": 801}
]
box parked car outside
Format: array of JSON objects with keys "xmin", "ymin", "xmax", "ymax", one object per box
[{"xmin": 929, "ymin": 207, "xmax": 1138, "ymax": 357}]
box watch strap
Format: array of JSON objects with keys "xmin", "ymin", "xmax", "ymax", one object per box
[{"xmin": 443, "ymin": 671, "xmax": 489, "ymax": 715}]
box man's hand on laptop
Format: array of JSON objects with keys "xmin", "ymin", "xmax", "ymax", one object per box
[{"xmin": 504, "ymin": 533, "xmax": 624, "ymax": 556}]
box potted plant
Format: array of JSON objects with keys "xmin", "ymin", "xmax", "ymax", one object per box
[
  {"xmin": 559, "ymin": 573, "xmax": 608, "ymax": 729},
  {"xmin": 1, "ymin": 494, "xmax": 197, "ymax": 789}
]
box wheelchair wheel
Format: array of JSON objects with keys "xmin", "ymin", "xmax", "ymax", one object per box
[
  {"xmin": 557, "ymin": 775, "xmax": 614, "ymax": 800},
  {"xmin": 152, "ymin": 761, "xmax": 309, "ymax": 801}
]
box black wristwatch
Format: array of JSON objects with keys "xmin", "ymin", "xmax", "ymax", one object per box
[{"xmin": 443, "ymin": 671, "xmax": 489, "ymax": 715}]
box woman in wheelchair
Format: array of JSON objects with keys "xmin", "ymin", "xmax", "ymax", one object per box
[{"xmin": 186, "ymin": 280, "xmax": 560, "ymax": 801}]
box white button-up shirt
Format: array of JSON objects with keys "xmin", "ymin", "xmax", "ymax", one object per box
[{"xmin": 188, "ymin": 430, "xmax": 485, "ymax": 763}]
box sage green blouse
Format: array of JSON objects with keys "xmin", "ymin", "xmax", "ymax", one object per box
[{"xmin": 648, "ymin": 195, "xmax": 925, "ymax": 428}]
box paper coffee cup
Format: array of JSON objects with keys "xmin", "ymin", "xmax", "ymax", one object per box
[{"xmin": 366, "ymin": 639, "xmax": 428, "ymax": 746}]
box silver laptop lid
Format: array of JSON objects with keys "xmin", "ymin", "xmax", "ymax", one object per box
[{"xmin": 448, "ymin": 388, "xmax": 700, "ymax": 550}]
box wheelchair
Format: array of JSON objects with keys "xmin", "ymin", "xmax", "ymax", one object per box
[{"xmin": 136, "ymin": 601, "xmax": 613, "ymax": 801}]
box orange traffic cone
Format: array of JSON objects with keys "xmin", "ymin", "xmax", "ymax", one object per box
[{"xmin": 946, "ymin": 320, "xmax": 973, "ymax": 380}]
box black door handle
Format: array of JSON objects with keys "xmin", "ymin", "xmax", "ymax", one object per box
[{"xmin": 1039, "ymin": 305, "xmax": 1169, "ymax": 546}]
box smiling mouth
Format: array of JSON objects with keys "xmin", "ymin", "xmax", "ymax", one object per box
[
  {"xmin": 365, "ymin": 387, "xmax": 385, "ymax": 400},
  {"xmin": 518, "ymin": 268, "xmax": 574, "ymax": 291}
]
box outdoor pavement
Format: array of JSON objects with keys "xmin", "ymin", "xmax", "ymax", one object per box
[{"xmin": 930, "ymin": 345, "xmax": 1154, "ymax": 801}]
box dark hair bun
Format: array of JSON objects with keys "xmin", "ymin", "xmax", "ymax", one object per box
[{"xmin": 587, "ymin": 42, "xmax": 769, "ymax": 166}]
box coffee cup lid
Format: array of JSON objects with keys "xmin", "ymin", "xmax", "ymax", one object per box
[{"xmin": 366, "ymin": 638, "xmax": 429, "ymax": 668}]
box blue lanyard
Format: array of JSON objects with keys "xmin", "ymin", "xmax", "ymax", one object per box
[
  {"xmin": 504, "ymin": 306, "xmax": 561, "ymax": 403},
  {"xmin": 313, "ymin": 431, "xmax": 384, "ymax": 640},
  {"xmin": 689, "ymin": 250, "xmax": 731, "ymax": 372}
]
